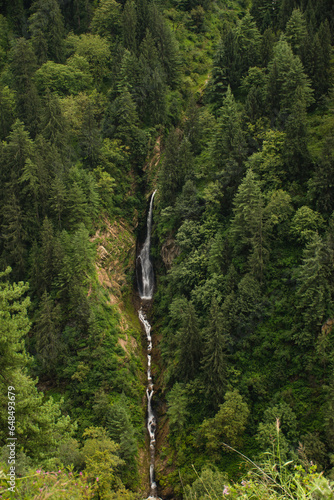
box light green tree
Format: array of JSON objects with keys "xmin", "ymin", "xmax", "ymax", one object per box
[{"xmin": 200, "ymin": 390, "xmax": 250, "ymax": 457}]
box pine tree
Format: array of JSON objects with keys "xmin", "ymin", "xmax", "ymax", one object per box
[
  {"xmin": 1, "ymin": 194, "xmax": 27, "ymax": 279},
  {"xmin": 235, "ymin": 12, "xmax": 262, "ymax": 79},
  {"xmin": 311, "ymin": 21, "xmax": 332, "ymax": 99},
  {"xmin": 80, "ymin": 101, "xmax": 101, "ymax": 169},
  {"xmin": 231, "ymin": 169, "xmax": 267, "ymax": 280},
  {"xmin": 176, "ymin": 300, "xmax": 202, "ymax": 382},
  {"xmin": 283, "ymin": 88, "xmax": 311, "ymax": 182},
  {"xmin": 309, "ymin": 135, "xmax": 334, "ymax": 214},
  {"xmin": 205, "ymin": 31, "xmax": 237, "ymax": 109},
  {"xmin": 285, "ymin": 8, "xmax": 308, "ymax": 58},
  {"xmin": 201, "ymin": 298, "xmax": 229, "ymax": 407},
  {"xmin": 41, "ymin": 90, "xmax": 69, "ymax": 152},
  {"xmin": 210, "ymin": 86, "xmax": 247, "ymax": 205},
  {"xmin": 35, "ymin": 291, "xmax": 62, "ymax": 375},
  {"xmin": 9, "ymin": 38, "xmax": 41, "ymax": 136},
  {"xmin": 91, "ymin": 0, "xmax": 122, "ymax": 42},
  {"xmin": 250, "ymin": 0, "xmax": 280, "ymax": 31},
  {"xmin": 2, "ymin": 119, "xmax": 35, "ymax": 191},
  {"xmin": 137, "ymin": 30, "xmax": 167, "ymax": 126},
  {"xmin": 279, "ymin": 0, "xmax": 296, "ymax": 30},
  {"xmin": 294, "ymin": 233, "xmax": 333, "ymax": 347},
  {"xmin": 266, "ymin": 38, "xmax": 314, "ymax": 122},
  {"xmin": 159, "ymin": 129, "xmax": 189, "ymax": 207},
  {"xmin": 28, "ymin": 0, "xmax": 65, "ymax": 64},
  {"xmin": 122, "ymin": 0, "xmax": 137, "ymax": 53},
  {"xmin": 0, "ymin": 85, "xmax": 17, "ymax": 140},
  {"xmin": 148, "ymin": 5, "xmax": 181, "ymax": 88}
]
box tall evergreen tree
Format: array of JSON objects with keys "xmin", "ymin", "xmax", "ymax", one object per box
[
  {"xmin": 294, "ymin": 233, "xmax": 333, "ymax": 347},
  {"xmin": 210, "ymin": 86, "xmax": 247, "ymax": 206},
  {"xmin": 122, "ymin": 0, "xmax": 137, "ymax": 53},
  {"xmin": 231, "ymin": 169, "xmax": 267, "ymax": 280},
  {"xmin": 201, "ymin": 298, "xmax": 229, "ymax": 408},
  {"xmin": 176, "ymin": 300, "xmax": 202, "ymax": 382},
  {"xmin": 9, "ymin": 38, "xmax": 41, "ymax": 136},
  {"xmin": 35, "ymin": 291, "xmax": 63, "ymax": 375},
  {"xmin": 28, "ymin": 0, "xmax": 66, "ymax": 64}
]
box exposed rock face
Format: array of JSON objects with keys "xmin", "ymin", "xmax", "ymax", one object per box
[{"xmin": 161, "ymin": 236, "xmax": 180, "ymax": 270}]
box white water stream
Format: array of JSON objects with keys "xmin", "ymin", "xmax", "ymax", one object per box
[{"xmin": 137, "ymin": 191, "xmax": 159, "ymax": 499}]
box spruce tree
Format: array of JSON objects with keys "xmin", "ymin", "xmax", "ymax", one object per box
[
  {"xmin": 201, "ymin": 298, "xmax": 229, "ymax": 407},
  {"xmin": 122, "ymin": 0, "xmax": 137, "ymax": 53},
  {"xmin": 35, "ymin": 291, "xmax": 62, "ymax": 375},
  {"xmin": 28, "ymin": 0, "xmax": 65, "ymax": 64},
  {"xmin": 210, "ymin": 86, "xmax": 247, "ymax": 205},
  {"xmin": 9, "ymin": 38, "xmax": 41, "ymax": 136},
  {"xmin": 176, "ymin": 300, "xmax": 202, "ymax": 382},
  {"xmin": 294, "ymin": 233, "xmax": 333, "ymax": 347}
]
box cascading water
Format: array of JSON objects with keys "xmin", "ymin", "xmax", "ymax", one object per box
[
  {"xmin": 137, "ymin": 191, "xmax": 159, "ymax": 499},
  {"xmin": 137, "ymin": 191, "xmax": 156, "ymax": 300}
]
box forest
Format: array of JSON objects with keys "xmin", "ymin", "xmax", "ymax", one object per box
[{"xmin": 0, "ymin": 0, "xmax": 334, "ymax": 498}]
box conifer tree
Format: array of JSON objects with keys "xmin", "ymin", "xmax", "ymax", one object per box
[
  {"xmin": 210, "ymin": 86, "xmax": 247, "ymax": 205},
  {"xmin": 137, "ymin": 30, "xmax": 167, "ymax": 126},
  {"xmin": 201, "ymin": 298, "xmax": 229, "ymax": 407},
  {"xmin": 35, "ymin": 291, "xmax": 63, "ymax": 375},
  {"xmin": 266, "ymin": 38, "xmax": 314, "ymax": 122},
  {"xmin": 122, "ymin": 0, "xmax": 137, "ymax": 53},
  {"xmin": 41, "ymin": 90, "xmax": 69, "ymax": 152},
  {"xmin": 231, "ymin": 170, "xmax": 267, "ymax": 280},
  {"xmin": 2, "ymin": 119, "xmax": 35, "ymax": 192},
  {"xmin": 9, "ymin": 39, "xmax": 41, "ymax": 136},
  {"xmin": 1, "ymin": 193, "xmax": 28, "ymax": 276},
  {"xmin": 148, "ymin": 5, "xmax": 181, "ymax": 88},
  {"xmin": 283, "ymin": 88, "xmax": 311, "ymax": 182},
  {"xmin": 285, "ymin": 8, "xmax": 308, "ymax": 58},
  {"xmin": 311, "ymin": 21, "xmax": 332, "ymax": 99},
  {"xmin": 28, "ymin": 0, "xmax": 65, "ymax": 64},
  {"xmin": 0, "ymin": 85, "xmax": 17, "ymax": 140},
  {"xmin": 294, "ymin": 233, "xmax": 333, "ymax": 347},
  {"xmin": 176, "ymin": 300, "xmax": 202, "ymax": 382}
]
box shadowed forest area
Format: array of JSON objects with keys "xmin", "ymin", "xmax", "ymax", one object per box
[{"xmin": 0, "ymin": 0, "xmax": 334, "ymax": 498}]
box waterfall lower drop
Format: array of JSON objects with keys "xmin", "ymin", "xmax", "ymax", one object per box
[{"xmin": 137, "ymin": 191, "xmax": 159, "ymax": 499}]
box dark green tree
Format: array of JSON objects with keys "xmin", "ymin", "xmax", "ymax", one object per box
[
  {"xmin": 41, "ymin": 90, "xmax": 69, "ymax": 152},
  {"xmin": 159, "ymin": 129, "xmax": 192, "ymax": 207},
  {"xmin": 293, "ymin": 233, "xmax": 333, "ymax": 347},
  {"xmin": 210, "ymin": 86, "xmax": 247, "ymax": 206},
  {"xmin": 250, "ymin": 0, "xmax": 280, "ymax": 31},
  {"xmin": 285, "ymin": 8, "xmax": 308, "ymax": 58},
  {"xmin": 9, "ymin": 38, "xmax": 41, "ymax": 136},
  {"xmin": 1, "ymin": 194, "xmax": 27, "ymax": 279},
  {"xmin": 148, "ymin": 5, "xmax": 181, "ymax": 88},
  {"xmin": 35, "ymin": 291, "xmax": 63, "ymax": 375},
  {"xmin": 28, "ymin": 0, "xmax": 65, "ymax": 64},
  {"xmin": 310, "ymin": 21, "xmax": 332, "ymax": 99},
  {"xmin": 137, "ymin": 30, "xmax": 167, "ymax": 126},
  {"xmin": 0, "ymin": 85, "xmax": 17, "ymax": 140},
  {"xmin": 91, "ymin": 0, "xmax": 122, "ymax": 42},
  {"xmin": 201, "ymin": 298, "xmax": 229, "ymax": 408},
  {"xmin": 283, "ymin": 88, "xmax": 311, "ymax": 181},
  {"xmin": 176, "ymin": 300, "xmax": 202, "ymax": 382},
  {"xmin": 122, "ymin": 0, "xmax": 137, "ymax": 53}
]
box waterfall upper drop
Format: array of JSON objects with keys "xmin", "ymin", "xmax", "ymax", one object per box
[{"xmin": 137, "ymin": 190, "xmax": 156, "ymax": 300}]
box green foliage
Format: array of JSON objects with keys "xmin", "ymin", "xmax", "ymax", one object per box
[
  {"xmin": 66, "ymin": 33, "xmax": 111, "ymax": 84},
  {"xmin": 199, "ymin": 390, "xmax": 250, "ymax": 456},
  {"xmin": 28, "ymin": 0, "xmax": 65, "ymax": 64},
  {"xmin": 35, "ymin": 60, "xmax": 93, "ymax": 95},
  {"xmin": 82, "ymin": 426, "xmax": 124, "ymax": 494}
]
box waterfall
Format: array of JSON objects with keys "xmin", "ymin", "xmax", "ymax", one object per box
[
  {"xmin": 137, "ymin": 190, "xmax": 156, "ymax": 300},
  {"xmin": 137, "ymin": 191, "xmax": 159, "ymax": 499}
]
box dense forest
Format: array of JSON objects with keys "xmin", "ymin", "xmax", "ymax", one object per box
[{"xmin": 0, "ymin": 0, "xmax": 334, "ymax": 498}]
